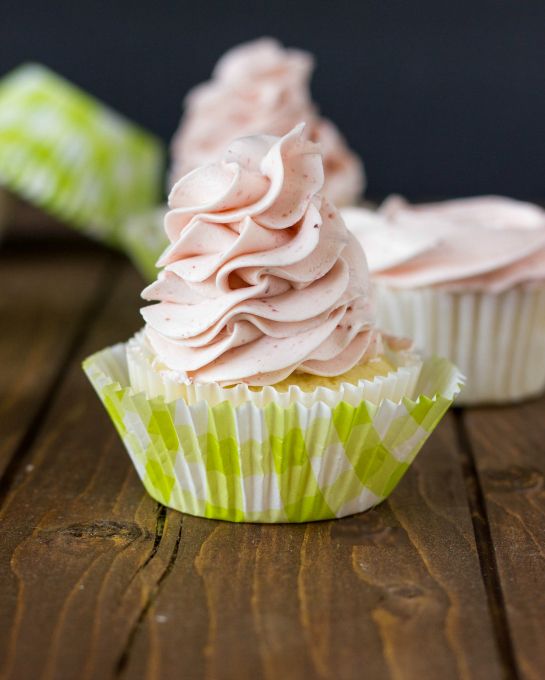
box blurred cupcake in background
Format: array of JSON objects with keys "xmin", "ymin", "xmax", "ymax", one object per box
[
  {"xmin": 342, "ymin": 195, "xmax": 545, "ymax": 405},
  {"xmin": 169, "ymin": 37, "xmax": 365, "ymax": 207}
]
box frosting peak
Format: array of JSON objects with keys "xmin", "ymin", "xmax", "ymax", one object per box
[
  {"xmin": 169, "ymin": 38, "xmax": 365, "ymax": 207},
  {"xmin": 142, "ymin": 125, "xmax": 379, "ymax": 386},
  {"xmin": 342, "ymin": 196, "xmax": 545, "ymax": 292}
]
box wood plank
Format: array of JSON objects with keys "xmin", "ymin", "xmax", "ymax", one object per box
[
  {"xmin": 464, "ymin": 399, "xmax": 545, "ymax": 680},
  {"xmin": 0, "ymin": 245, "xmax": 110, "ymax": 477},
  {"xmin": 0, "ymin": 264, "xmax": 176, "ymax": 680},
  {"xmin": 0, "ymin": 252, "xmax": 504, "ymax": 680},
  {"xmin": 122, "ymin": 416, "xmax": 503, "ymax": 680}
]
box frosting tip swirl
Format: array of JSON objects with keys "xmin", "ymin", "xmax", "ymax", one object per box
[{"xmin": 143, "ymin": 125, "xmax": 379, "ymax": 386}]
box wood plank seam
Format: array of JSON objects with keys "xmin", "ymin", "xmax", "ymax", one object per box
[
  {"xmin": 0, "ymin": 251, "xmax": 515, "ymax": 680},
  {"xmin": 0, "ymin": 252, "xmax": 120, "ymax": 512},
  {"xmin": 453, "ymin": 409, "xmax": 521, "ymax": 680},
  {"xmin": 463, "ymin": 398, "xmax": 545, "ymax": 680},
  {"xmin": 125, "ymin": 503, "xmax": 167, "ymax": 585},
  {"xmin": 114, "ymin": 511, "xmax": 185, "ymax": 677}
]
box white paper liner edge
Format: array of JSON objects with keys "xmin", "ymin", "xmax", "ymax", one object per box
[
  {"xmin": 375, "ymin": 284, "xmax": 545, "ymax": 405},
  {"xmin": 125, "ymin": 330, "xmax": 427, "ymax": 408}
]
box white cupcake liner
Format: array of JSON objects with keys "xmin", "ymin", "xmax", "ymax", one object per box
[
  {"xmin": 126, "ymin": 330, "xmax": 424, "ymax": 409},
  {"xmin": 375, "ymin": 284, "xmax": 545, "ymax": 405},
  {"xmin": 83, "ymin": 341, "xmax": 462, "ymax": 523}
]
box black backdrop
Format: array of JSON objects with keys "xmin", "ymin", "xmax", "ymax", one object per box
[{"xmin": 2, "ymin": 0, "xmax": 544, "ymax": 200}]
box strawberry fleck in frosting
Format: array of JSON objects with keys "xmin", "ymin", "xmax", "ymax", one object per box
[
  {"xmin": 169, "ymin": 38, "xmax": 364, "ymax": 207},
  {"xmin": 342, "ymin": 196, "xmax": 545, "ymax": 292},
  {"xmin": 142, "ymin": 124, "xmax": 380, "ymax": 387}
]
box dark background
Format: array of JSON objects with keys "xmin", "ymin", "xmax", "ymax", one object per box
[{"xmin": 2, "ymin": 0, "xmax": 544, "ymax": 200}]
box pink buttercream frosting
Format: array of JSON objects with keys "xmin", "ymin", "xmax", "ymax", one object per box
[
  {"xmin": 141, "ymin": 124, "xmax": 380, "ymax": 387},
  {"xmin": 342, "ymin": 196, "xmax": 545, "ymax": 292},
  {"xmin": 169, "ymin": 38, "xmax": 364, "ymax": 207}
]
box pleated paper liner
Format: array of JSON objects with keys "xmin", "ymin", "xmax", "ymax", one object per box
[
  {"xmin": 375, "ymin": 284, "xmax": 545, "ymax": 405},
  {"xmin": 83, "ymin": 342, "xmax": 463, "ymax": 523},
  {"xmin": 0, "ymin": 63, "xmax": 164, "ymax": 246},
  {"xmin": 126, "ymin": 330, "xmax": 424, "ymax": 408}
]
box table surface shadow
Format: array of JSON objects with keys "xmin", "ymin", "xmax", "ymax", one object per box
[{"xmin": 0, "ymin": 225, "xmax": 544, "ymax": 680}]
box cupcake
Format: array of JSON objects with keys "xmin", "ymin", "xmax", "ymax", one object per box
[
  {"xmin": 342, "ymin": 195, "xmax": 545, "ymax": 405},
  {"xmin": 84, "ymin": 125, "xmax": 461, "ymax": 523},
  {"xmin": 169, "ymin": 38, "xmax": 364, "ymax": 207}
]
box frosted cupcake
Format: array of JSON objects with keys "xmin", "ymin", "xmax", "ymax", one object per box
[
  {"xmin": 343, "ymin": 195, "xmax": 545, "ymax": 405},
  {"xmin": 169, "ymin": 38, "xmax": 364, "ymax": 207},
  {"xmin": 84, "ymin": 126, "xmax": 461, "ymax": 523}
]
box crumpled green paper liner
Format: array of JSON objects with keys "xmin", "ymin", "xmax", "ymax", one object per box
[
  {"xmin": 0, "ymin": 63, "xmax": 164, "ymax": 246},
  {"xmin": 83, "ymin": 343, "xmax": 463, "ymax": 523}
]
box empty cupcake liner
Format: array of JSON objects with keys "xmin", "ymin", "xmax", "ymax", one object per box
[
  {"xmin": 0, "ymin": 63, "xmax": 164, "ymax": 245},
  {"xmin": 375, "ymin": 283, "xmax": 545, "ymax": 405},
  {"xmin": 83, "ymin": 342, "xmax": 462, "ymax": 523}
]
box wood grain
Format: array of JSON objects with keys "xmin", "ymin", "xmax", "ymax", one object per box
[
  {"xmin": 0, "ymin": 264, "xmax": 174, "ymax": 680},
  {"xmin": 0, "ymin": 246, "xmax": 109, "ymax": 477},
  {"xmin": 120, "ymin": 417, "xmax": 503, "ymax": 680},
  {"xmin": 2, "ymin": 236, "xmax": 540, "ymax": 680},
  {"xmin": 464, "ymin": 399, "xmax": 545, "ymax": 680}
]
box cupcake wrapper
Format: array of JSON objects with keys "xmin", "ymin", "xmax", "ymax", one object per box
[
  {"xmin": 83, "ymin": 343, "xmax": 462, "ymax": 523},
  {"xmin": 126, "ymin": 330, "xmax": 424, "ymax": 409},
  {"xmin": 375, "ymin": 284, "xmax": 545, "ymax": 405},
  {"xmin": 0, "ymin": 64, "xmax": 164, "ymax": 245}
]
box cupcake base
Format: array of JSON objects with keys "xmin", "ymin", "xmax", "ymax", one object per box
[
  {"xmin": 126, "ymin": 330, "xmax": 424, "ymax": 408},
  {"xmin": 84, "ymin": 342, "xmax": 462, "ymax": 523},
  {"xmin": 375, "ymin": 284, "xmax": 545, "ymax": 406}
]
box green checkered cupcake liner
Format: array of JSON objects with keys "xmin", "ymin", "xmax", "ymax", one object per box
[
  {"xmin": 0, "ymin": 63, "xmax": 164, "ymax": 244},
  {"xmin": 83, "ymin": 342, "xmax": 463, "ymax": 523}
]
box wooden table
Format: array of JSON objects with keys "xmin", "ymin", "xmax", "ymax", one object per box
[{"xmin": 1, "ymin": 227, "xmax": 544, "ymax": 680}]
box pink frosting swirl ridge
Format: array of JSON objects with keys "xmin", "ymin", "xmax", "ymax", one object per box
[
  {"xmin": 169, "ymin": 38, "xmax": 364, "ymax": 207},
  {"xmin": 342, "ymin": 195, "xmax": 545, "ymax": 292},
  {"xmin": 142, "ymin": 124, "xmax": 380, "ymax": 386}
]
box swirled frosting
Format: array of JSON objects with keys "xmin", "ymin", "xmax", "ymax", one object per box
[
  {"xmin": 342, "ymin": 196, "xmax": 545, "ymax": 292},
  {"xmin": 169, "ymin": 38, "xmax": 364, "ymax": 207},
  {"xmin": 142, "ymin": 124, "xmax": 380, "ymax": 386}
]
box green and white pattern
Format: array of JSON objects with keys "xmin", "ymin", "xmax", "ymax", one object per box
[
  {"xmin": 84, "ymin": 343, "xmax": 462, "ymax": 523},
  {"xmin": 0, "ymin": 64, "xmax": 164, "ymax": 244},
  {"xmin": 120, "ymin": 206, "xmax": 168, "ymax": 280}
]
